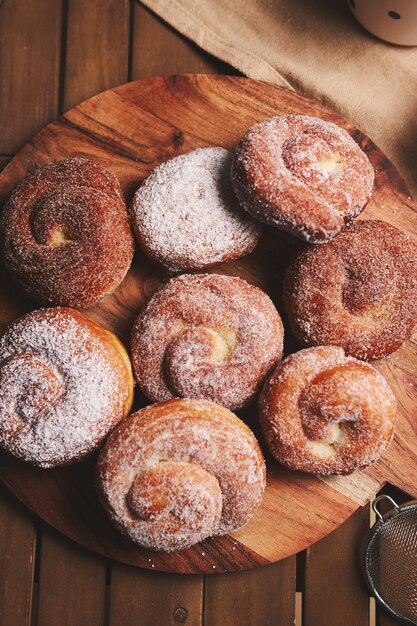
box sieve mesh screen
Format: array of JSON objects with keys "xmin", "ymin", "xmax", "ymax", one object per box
[{"xmin": 366, "ymin": 505, "xmax": 417, "ymax": 624}]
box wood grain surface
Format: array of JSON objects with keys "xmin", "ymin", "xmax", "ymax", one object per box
[{"xmin": 0, "ymin": 73, "xmax": 415, "ymax": 577}]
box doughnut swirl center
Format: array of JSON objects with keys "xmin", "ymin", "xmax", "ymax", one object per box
[
  {"xmin": 0, "ymin": 354, "xmax": 63, "ymax": 427},
  {"xmin": 126, "ymin": 461, "xmax": 222, "ymax": 538},
  {"xmin": 283, "ymin": 133, "xmax": 346, "ymax": 185}
]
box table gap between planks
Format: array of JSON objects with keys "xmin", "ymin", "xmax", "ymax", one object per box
[{"xmin": 0, "ymin": 1, "xmax": 404, "ymax": 625}]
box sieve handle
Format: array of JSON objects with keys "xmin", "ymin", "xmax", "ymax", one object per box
[{"xmin": 372, "ymin": 494, "xmax": 400, "ymax": 522}]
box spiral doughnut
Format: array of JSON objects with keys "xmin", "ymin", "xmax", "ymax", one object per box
[
  {"xmin": 231, "ymin": 115, "xmax": 374, "ymax": 242},
  {"xmin": 0, "ymin": 157, "xmax": 134, "ymax": 308},
  {"xmin": 0, "ymin": 307, "xmax": 134, "ymax": 467},
  {"xmin": 260, "ymin": 346, "xmax": 396, "ymax": 475},
  {"xmin": 283, "ymin": 220, "xmax": 417, "ymax": 360},
  {"xmin": 131, "ymin": 273, "xmax": 284, "ymax": 410},
  {"xmin": 130, "ymin": 147, "xmax": 262, "ymax": 272},
  {"xmin": 96, "ymin": 398, "xmax": 266, "ymax": 552}
]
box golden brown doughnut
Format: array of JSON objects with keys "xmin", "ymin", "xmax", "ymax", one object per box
[
  {"xmin": 260, "ymin": 346, "xmax": 396, "ymax": 475},
  {"xmin": 130, "ymin": 147, "xmax": 262, "ymax": 273},
  {"xmin": 131, "ymin": 273, "xmax": 284, "ymax": 410},
  {"xmin": 0, "ymin": 157, "xmax": 134, "ymax": 308},
  {"xmin": 283, "ymin": 220, "xmax": 417, "ymax": 360},
  {"xmin": 96, "ymin": 398, "xmax": 266, "ymax": 552},
  {"xmin": 0, "ymin": 307, "xmax": 134, "ymax": 468},
  {"xmin": 231, "ymin": 115, "xmax": 374, "ymax": 242}
]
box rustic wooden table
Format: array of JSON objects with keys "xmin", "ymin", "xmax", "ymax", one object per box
[{"xmin": 0, "ymin": 1, "xmax": 404, "ymax": 625}]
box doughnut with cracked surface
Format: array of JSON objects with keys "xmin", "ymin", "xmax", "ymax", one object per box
[
  {"xmin": 231, "ymin": 115, "xmax": 374, "ymax": 242},
  {"xmin": 259, "ymin": 346, "xmax": 396, "ymax": 476},
  {"xmin": 96, "ymin": 398, "xmax": 266, "ymax": 552},
  {"xmin": 130, "ymin": 147, "xmax": 262, "ymax": 272},
  {"xmin": 130, "ymin": 273, "xmax": 284, "ymax": 410}
]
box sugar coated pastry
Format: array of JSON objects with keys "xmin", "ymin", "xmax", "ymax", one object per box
[
  {"xmin": 260, "ymin": 346, "xmax": 396, "ymax": 475},
  {"xmin": 283, "ymin": 219, "xmax": 417, "ymax": 360},
  {"xmin": 130, "ymin": 147, "xmax": 262, "ymax": 272},
  {"xmin": 0, "ymin": 157, "xmax": 134, "ymax": 308},
  {"xmin": 231, "ymin": 114, "xmax": 374, "ymax": 242},
  {"xmin": 131, "ymin": 273, "xmax": 284, "ymax": 409},
  {"xmin": 0, "ymin": 307, "xmax": 134, "ymax": 467},
  {"xmin": 96, "ymin": 398, "xmax": 266, "ymax": 552}
]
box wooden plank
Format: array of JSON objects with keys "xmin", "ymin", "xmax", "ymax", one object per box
[
  {"xmin": 304, "ymin": 506, "xmax": 371, "ymax": 626},
  {"xmin": 63, "ymin": 0, "xmax": 130, "ymax": 111},
  {"xmin": 36, "ymin": 527, "xmax": 106, "ymax": 626},
  {"xmin": 132, "ymin": 4, "xmax": 218, "ymax": 78},
  {"xmin": 204, "ymin": 558, "xmax": 296, "ymax": 626},
  {"xmin": 0, "ymin": 483, "xmax": 35, "ymax": 626},
  {"xmin": 109, "ymin": 564, "xmax": 203, "ymax": 626},
  {"xmin": 0, "ymin": 0, "xmax": 62, "ymax": 153}
]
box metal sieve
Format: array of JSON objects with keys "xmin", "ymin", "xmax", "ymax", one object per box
[{"xmin": 364, "ymin": 494, "xmax": 417, "ymax": 625}]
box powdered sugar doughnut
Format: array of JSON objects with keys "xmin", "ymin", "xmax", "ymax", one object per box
[
  {"xmin": 131, "ymin": 273, "xmax": 284, "ymax": 409},
  {"xmin": 130, "ymin": 147, "xmax": 262, "ymax": 272},
  {"xmin": 260, "ymin": 346, "xmax": 396, "ymax": 475},
  {"xmin": 284, "ymin": 220, "xmax": 417, "ymax": 360},
  {"xmin": 96, "ymin": 398, "xmax": 266, "ymax": 552},
  {"xmin": 0, "ymin": 307, "xmax": 134, "ymax": 468},
  {"xmin": 231, "ymin": 115, "xmax": 374, "ymax": 242},
  {"xmin": 0, "ymin": 158, "xmax": 134, "ymax": 308}
]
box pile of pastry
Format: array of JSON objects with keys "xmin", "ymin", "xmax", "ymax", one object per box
[{"xmin": 0, "ymin": 114, "xmax": 416, "ymax": 553}]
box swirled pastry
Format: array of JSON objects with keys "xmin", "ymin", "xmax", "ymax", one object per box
[
  {"xmin": 283, "ymin": 220, "xmax": 417, "ymax": 360},
  {"xmin": 0, "ymin": 307, "xmax": 134, "ymax": 467},
  {"xmin": 96, "ymin": 398, "xmax": 266, "ymax": 552},
  {"xmin": 260, "ymin": 346, "xmax": 396, "ymax": 475},
  {"xmin": 0, "ymin": 157, "xmax": 134, "ymax": 308},
  {"xmin": 131, "ymin": 273, "xmax": 284, "ymax": 409},
  {"xmin": 130, "ymin": 147, "xmax": 261, "ymax": 272},
  {"xmin": 231, "ymin": 115, "xmax": 374, "ymax": 242}
]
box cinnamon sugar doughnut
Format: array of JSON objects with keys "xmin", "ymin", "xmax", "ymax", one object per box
[
  {"xmin": 0, "ymin": 158, "xmax": 134, "ymax": 308},
  {"xmin": 231, "ymin": 115, "xmax": 374, "ymax": 242},
  {"xmin": 284, "ymin": 220, "xmax": 417, "ymax": 360},
  {"xmin": 0, "ymin": 307, "xmax": 134, "ymax": 467},
  {"xmin": 131, "ymin": 273, "xmax": 284, "ymax": 409},
  {"xmin": 130, "ymin": 147, "xmax": 262, "ymax": 272},
  {"xmin": 260, "ymin": 346, "xmax": 396, "ymax": 475},
  {"xmin": 96, "ymin": 398, "xmax": 266, "ymax": 552}
]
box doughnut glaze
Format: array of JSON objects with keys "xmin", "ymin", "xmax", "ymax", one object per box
[
  {"xmin": 284, "ymin": 220, "xmax": 417, "ymax": 359},
  {"xmin": 0, "ymin": 157, "xmax": 134, "ymax": 308},
  {"xmin": 130, "ymin": 147, "xmax": 262, "ymax": 272},
  {"xmin": 0, "ymin": 307, "xmax": 134, "ymax": 467},
  {"xmin": 131, "ymin": 273, "xmax": 284, "ymax": 410},
  {"xmin": 260, "ymin": 346, "xmax": 396, "ymax": 475},
  {"xmin": 231, "ymin": 115, "xmax": 374, "ymax": 242},
  {"xmin": 96, "ymin": 398, "xmax": 266, "ymax": 552}
]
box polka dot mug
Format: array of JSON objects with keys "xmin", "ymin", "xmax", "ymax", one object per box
[{"xmin": 348, "ymin": 0, "xmax": 417, "ymax": 45}]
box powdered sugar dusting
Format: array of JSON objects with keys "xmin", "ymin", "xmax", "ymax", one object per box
[
  {"xmin": 97, "ymin": 398, "xmax": 266, "ymax": 552},
  {"xmin": 284, "ymin": 220, "xmax": 417, "ymax": 360},
  {"xmin": 231, "ymin": 115, "xmax": 374, "ymax": 242},
  {"xmin": 260, "ymin": 346, "xmax": 396, "ymax": 475},
  {"xmin": 131, "ymin": 273, "xmax": 284, "ymax": 410},
  {"xmin": 0, "ymin": 157, "xmax": 134, "ymax": 308},
  {"xmin": 130, "ymin": 147, "xmax": 261, "ymax": 272},
  {"xmin": 0, "ymin": 307, "xmax": 131, "ymax": 467}
]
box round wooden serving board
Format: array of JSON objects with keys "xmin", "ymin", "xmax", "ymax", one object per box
[{"xmin": 0, "ymin": 75, "xmax": 416, "ymax": 575}]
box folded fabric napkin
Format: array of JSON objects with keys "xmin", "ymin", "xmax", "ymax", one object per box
[{"xmin": 140, "ymin": 0, "xmax": 417, "ymax": 197}]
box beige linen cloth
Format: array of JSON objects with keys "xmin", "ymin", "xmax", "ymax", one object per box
[{"xmin": 140, "ymin": 0, "xmax": 417, "ymax": 196}]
